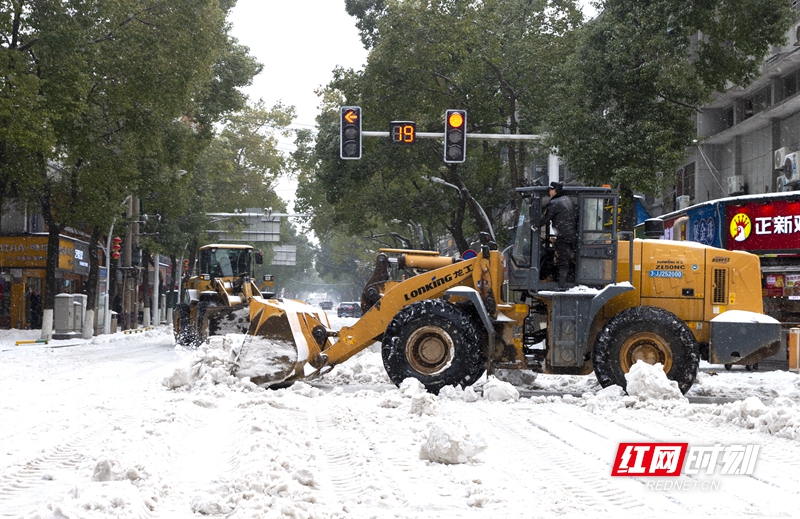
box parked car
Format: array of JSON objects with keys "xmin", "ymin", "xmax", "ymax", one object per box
[
  {"xmin": 320, "ymin": 301, "xmax": 333, "ymax": 310},
  {"xmin": 337, "ymin": 301, "xmax": 362, "ymax": 318}
]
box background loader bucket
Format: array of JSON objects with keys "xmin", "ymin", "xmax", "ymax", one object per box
[
  {"xmin": 204, "ymin": 306, "xmax": 251, "ymax": 337},
  {"xmin": 233, "ymin": 298, "xmax": 329, "ymax": 387}
]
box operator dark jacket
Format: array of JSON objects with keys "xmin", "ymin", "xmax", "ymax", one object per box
[{"xmin": 537, "ymin": 193, "xmax": 576, "ymax": 242}]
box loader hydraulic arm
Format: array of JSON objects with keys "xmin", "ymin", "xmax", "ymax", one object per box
[{"xmin": 320, "ymin": 254, "xmax": 488, "ymax": 368}]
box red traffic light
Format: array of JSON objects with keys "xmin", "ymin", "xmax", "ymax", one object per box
[
  {"xmin": 444, "ymin": 109, "xmax": 467, "ymax": 164},
  {"xmin": 447, "ymin": 112, "xmax": 464, "ymax": 129}
]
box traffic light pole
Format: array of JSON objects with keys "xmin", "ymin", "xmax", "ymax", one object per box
[{"xmin": 362, "ymin": 131, "xmax": 543, "ymax": 141}]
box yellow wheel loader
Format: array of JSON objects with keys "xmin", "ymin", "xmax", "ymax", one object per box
[
  {"xmin": 174, "ymin": 244, "xmax": 278, "ymax": 347},
  {"xmin": 182, "ymin": 187, "xmax": 781, "ymax": 394}
]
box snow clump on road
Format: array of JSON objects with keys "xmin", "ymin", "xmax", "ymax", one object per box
[
  {"xmin": 482, "ymin": 376, "xmax": 520, "ymax": 401},
  {"xmin": 624, "ymin": 360, "xmax": 686, "ymax": 401},
  {"xmin": 419, "ymin": 423, "xmax": 488, "ymax": 464}
]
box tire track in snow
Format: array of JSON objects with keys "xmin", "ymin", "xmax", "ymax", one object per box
[
  {"xmin": 311, "ymin": 407, "xmax": 405, "ymax": 513},
  {"xmin": 585, "ymin": 402, "xmax": 800, "ymax": 515},
  {"xmin": 0, "ymin": 413, "xmax": 156, "ymax": 519},
  {"xmin": 312, "ymin": 399, "xmax": 480, "ymax": 516},
  {"xmin": 483, "ymin": 403, "xmax": 684, "ymax": 515},
  {"xmin": 149, "ymin": 401, "xmax": 245, "ymax": 517}
]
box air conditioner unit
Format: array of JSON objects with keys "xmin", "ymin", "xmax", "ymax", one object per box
[
  {"xmin": 676, "ymin": 195, "xmax": 691, "ymax": 209},
  {"xmin": 726, "ymin": 175, "xmax": 744, "ymax": 195},
  {"xmin": 775, "ymin": 175, "xmax": 789, "ymax": 193},
  {"xmin": 774, "ymin": 147, "xmax": 789, "ymax": 170},
  {"xmin": 784, "ymin": 152, "xmax": 800, "ymax": 183}
]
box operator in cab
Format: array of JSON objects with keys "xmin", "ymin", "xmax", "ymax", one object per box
[{"xmin": 537, "ymin": 181, "xmax": 576, "ymax": 288}]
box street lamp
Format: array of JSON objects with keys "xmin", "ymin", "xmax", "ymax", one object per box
[{"xmin": 424, "ymin": 176, "xmax": 495, "ymax": 241}]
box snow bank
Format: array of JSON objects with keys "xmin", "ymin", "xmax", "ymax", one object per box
[{"xmin": 686, "ymin": 396, "xmax": 800, "ymax": 441}]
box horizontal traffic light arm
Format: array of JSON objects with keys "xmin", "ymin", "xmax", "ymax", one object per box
[{"xmin": 362, "ymin": 131, "xmax": 543, "ymax": 141}]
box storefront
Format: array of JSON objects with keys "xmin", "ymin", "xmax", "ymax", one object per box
[
  {"xmin": 0, "ymin": 234, "xmax": 94, "ymax": 329},
  {"xmin": 641, "ymin": 192, "xmax": 800, "ymax": 327},
  {"xmin": 724, "ymin": 197, "xmax": 800, "ymax": 325}
]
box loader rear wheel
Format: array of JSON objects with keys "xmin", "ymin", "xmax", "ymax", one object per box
[
  {"xmin": 382, "ymin": 300, "xmax": 487, "ymax": 394},
  {"xmin": 593, "ymin": 306, "xmax": 699, "ymax": 394}
]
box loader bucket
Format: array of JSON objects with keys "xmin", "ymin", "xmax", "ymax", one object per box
[
  {"xmin": 204, "ymin": 305, "xmax": 251, "ymax": 337},
  {"xmin": 233, "ymin": 297, "xmax": 331, "ymax": 387}
]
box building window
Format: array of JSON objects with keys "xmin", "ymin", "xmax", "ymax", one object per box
[
  {"xmin": 724, "ymin": 106, "xmax": 734, "ymax": 129},
  {"xmin": 784, "ymin": 70, "xmax": 799, "ymax": 100},
  {"xmin": 677, "ymin": 163, "xmax": 695, "ymax": 199},
  {"xmin": 740, "ymin": 86, "xmax": 772, "ymax": 121}
]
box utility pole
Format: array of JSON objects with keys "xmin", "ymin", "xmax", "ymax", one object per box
[{"xmin": 122, "ymin": 197, "xmax": 133, "ymax": 330}]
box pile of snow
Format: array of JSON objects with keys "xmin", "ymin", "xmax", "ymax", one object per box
[
  {"xmin": 625, "ymin": 360, "xmax": 686, "ymax": 401},
  {"xmin": 232, "ymin": 334, "xmax": 298, "ymax": 384},
  {"xmin": 439, "ymin": 384, "xmax": 481, "ymax": 402},
  {"xmin": 419, "ymin": 423, "xmax": 488, "ymax": 464},
  {"xmin": 492, "ymin": 368, "xmax": 537, "ymax": 387},
  {"xmin": 163, "ymin": 335, "xmax": 246, "ymax": 391},
  {"xmin": 163, "ymin": 334, "xmax": 302, "ymax": 391},
  {"xmin": 482, "ymin": 376, "xmax": 520, "ymax": 402},
  {"xmin": 685, "ymin": 396, "xmax": 800, "ymax": 441},
  {"xmin": 316, "ymin": 343, "xmax": 392, "ymax": 386}
]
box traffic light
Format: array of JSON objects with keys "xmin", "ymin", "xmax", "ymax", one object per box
[
  {"xmin": 444, "ymin": 109, "xmax": 467, "ymax": 163},
  {"xmin": 111, "ymin": 237, "xmax": 122, "ymax": 261},
  {"xmin": 340, "ymin": 106, "xmax": 362, "ymax": 159}
]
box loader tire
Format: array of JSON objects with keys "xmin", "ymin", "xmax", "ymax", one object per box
[
  {"xmin": 194, "ymin": 301, "xmax": 216, "ymax": 346},
  {"xmin": 381, "ymin": 299, "xmax": 487, "ymax": 394},
  {"xmin": 174, "ymin": 303, "xmax": 197, "ymax": 348},
  {"xmin": 593, "ymin": 306, "xmax": 699, "ymax": 394}
]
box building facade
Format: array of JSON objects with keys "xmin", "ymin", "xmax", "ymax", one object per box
[
  {"xmin": 681, "ymin": 5, "xmax": 800, "ymax": 209},
  {"xmin": 653, "ymin": 6, "xmax": 800, "ymax": 332}
]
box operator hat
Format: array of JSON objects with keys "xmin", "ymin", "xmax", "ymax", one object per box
[{"xmin": 549, "ymin": 181, "xmax": 563, "ymax": 194}]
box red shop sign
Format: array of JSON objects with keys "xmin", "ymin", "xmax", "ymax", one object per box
[{"xmin": 727, "ymin": 200, "xmax": 800, "ymax": 252}]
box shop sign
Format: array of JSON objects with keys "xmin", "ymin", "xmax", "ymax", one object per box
[
  {"xmin": 726, "ymin": 200, "xmax": 800, "ymax": 252},
  {"xmin": 688, "ymin": 205, "xmax": 720, "ymax": 247},
  {"xmin": 0, "ymin": 237, "xmax": 48, "ymax": 267},
  {"xmin": 0, "ymin": 236, "xmax": 76, "ymax": 270},
  {"xmin": 660, "ymin": 205, "xmax": 720, "ymax": 247},
  {"xmin": 73, "ymin": 242, "xmax": 90, "ymax": 275}
]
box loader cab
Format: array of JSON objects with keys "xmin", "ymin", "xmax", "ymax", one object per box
[
  {"xmin": 508, "ymin": 186, "xmax": 619, "ymax": 294},
  {"xmin": 198, "ymin": 244, "xmax": 255, "ymax": 280}
]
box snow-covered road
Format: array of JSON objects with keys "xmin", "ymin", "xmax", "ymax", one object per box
[{"xmin": 1, "ymin": 319, "xmax": 799, "ymax": 518}]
